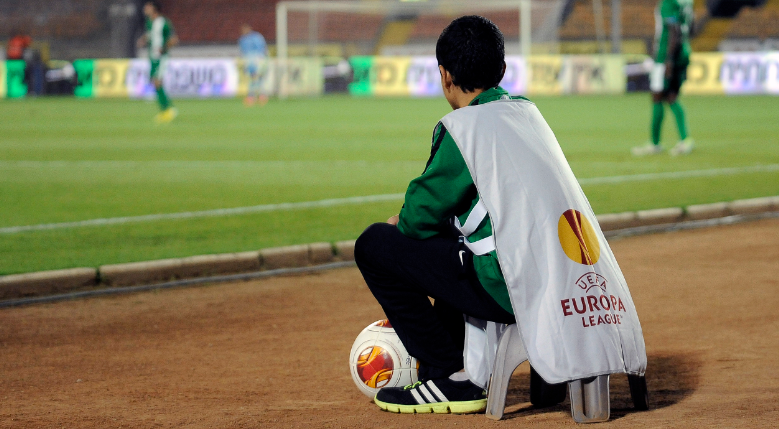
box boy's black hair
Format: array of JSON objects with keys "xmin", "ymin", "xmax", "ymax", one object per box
[
  {"xmin": 145, "ymin": 0, "xmax": 162, "ymax": 13},
  {"xmin": 436, "ymin": 16, "xmax": 505, "ymax": 93}
]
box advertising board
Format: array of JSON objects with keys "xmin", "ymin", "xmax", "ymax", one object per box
[
  {"xmin": 74, "ymin": 59, "xmax": 131, "ymax": 97},
  {"xmin": 683, "ymin": 52, "xmax": 779, "ymax": 95},
  {"xmin": 277, "ymin": 58, "xmax": 325, "ymax": 97},
  {"xmin": 683, "ymin": 53, "xmax": 725, "ymax": 95},
  {"xmin": 560, "ymin": 55, "xmax": 625, "ymax": 95},
  {"xmin": 1, "ymin": 60, "xmax": 27, "ymax": 98},
  {"xmin": 0, "ymin": 62, "xmax": 6, "ymax": 99},
  {"xmin": 73, "ymin": 58, "xmax": 323, "ymax": 98},
  {"xmin": 721, "ymin": 52, "xmax": 779, "ymax": 95},
  {"xmin": 348, "ymin": 56, "xmax": 528, "ymax": 97},
  {"xmin": 348, "ymin": 55, "xmax": 621, "ymax": 97},
  {"xmin": 126, "ymin": 58, "xmax": 239, "ymax": 98},
  {"xmin": 527, "ymin": 55, "xmax": 564, "ymax": 95}
]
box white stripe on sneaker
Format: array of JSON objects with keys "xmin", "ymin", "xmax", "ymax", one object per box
[
  {"xmin": 410, "ymin": 389, "xmax": 427, "ymax": 405},
  {"xmin": 426, "ymin": 380, "xmax": 449, "ymax": 402},
  {"xmin": 417, "ymin": 384, "xmax": 438, "ymax": 403}
]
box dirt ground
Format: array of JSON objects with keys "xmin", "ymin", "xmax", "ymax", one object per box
[{"xmin": 2, "ymin": 218, "xmax": 779, "ymax": 428}]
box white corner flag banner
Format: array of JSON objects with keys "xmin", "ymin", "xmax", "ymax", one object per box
[{"xmin": 441, "ymin": 99, "xmax": 647, "ymax": 385}]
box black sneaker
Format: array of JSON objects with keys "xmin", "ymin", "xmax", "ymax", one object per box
[{"xmin": 374, "ymin": 378, "xmax": 487, "ymax": 414}]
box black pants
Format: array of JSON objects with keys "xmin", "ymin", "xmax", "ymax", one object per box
[{"xmin": 354, "ymin": 223, "xmax": 515, "ymax": 380}]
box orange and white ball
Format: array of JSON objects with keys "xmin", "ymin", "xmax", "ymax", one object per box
[{"xmin": 349, "ymin": 319, "xmax": 418, "ymax": 399}]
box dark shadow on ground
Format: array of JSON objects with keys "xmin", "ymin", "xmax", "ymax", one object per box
[{"xmin": 501, "ymin": 353, "xmax": 701, "ymax": 421}]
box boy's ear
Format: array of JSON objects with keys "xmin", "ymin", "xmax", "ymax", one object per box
[{"xmin": 439, "ymin": 65, "xmax": 454, "ymax": 91}]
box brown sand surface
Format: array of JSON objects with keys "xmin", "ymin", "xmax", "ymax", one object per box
[{"xmin": 2, "ymin": 218, "xmax": 778, "ymax": 428}]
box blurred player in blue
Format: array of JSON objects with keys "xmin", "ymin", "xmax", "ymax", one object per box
[{"xmin": 239, "ymin": 24, "xmax": 269, "ymax": 106}]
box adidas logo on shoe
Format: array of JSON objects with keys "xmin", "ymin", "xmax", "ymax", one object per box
[{"xmin": 374, "ymin": 378, "xmax": 487, "ymax": 414}]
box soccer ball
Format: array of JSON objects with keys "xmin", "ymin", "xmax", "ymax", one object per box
[{"xmin": 349, "ymin": 319, "xmax": 418, "ymax": 399}]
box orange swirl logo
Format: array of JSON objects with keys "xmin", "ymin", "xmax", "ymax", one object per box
[
  {"xmin": 558, "ymin": 209, "xmax": 600, "ymax": 265},
  {"xmin": 376, "ymin": 319, "xmax": 392, "ymax": 328},
  {"xmin": 356, "ymin": 346, "xmax": 394, "ymax": 388}
]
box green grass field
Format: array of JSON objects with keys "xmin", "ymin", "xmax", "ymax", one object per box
[{"xmin": 1, "ymin": 94, "xmax": 778, "ymax": 275}]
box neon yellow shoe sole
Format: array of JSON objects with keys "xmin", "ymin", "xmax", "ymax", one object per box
[
  {"xmin": 155, "ymin": 107, "xmax": 178, "ymax": 124},
  {"xmin": 374, "ymin": 397, "xmax": 487, "ymax": 414}
]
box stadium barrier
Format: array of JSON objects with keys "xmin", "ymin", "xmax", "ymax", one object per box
[
  {"xmin": 347, "ymin": 53, "xmax": 779, "ymax": 97},
  {"xmin": 1, "ymin": 196, "xmax": 778, "ymax": 304},
  {"xmin": 348, "ymin": 55, "xmax": 626, "ymax": 97},
  {"xmin": 72, "ymin": 57, "xmax": 324, "ymax": 98},
  {"xmin": 359, "ymin": 52, "xmax": 774, "ymax": 96},
  {"xmin": 8, "ymin": 53, "xmax": 779, "ymax": 99},
  {"xmin": 0, "ymin": 60, "xmax": 28, "ymax": 99}
]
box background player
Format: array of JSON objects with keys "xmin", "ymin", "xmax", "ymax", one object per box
[
  {"xmin": 633, "ymin": 0, "xmax": 694, "ymax": 156},
  {"xmin": 137, "ymin": 1, "xmax": 178, "ymax": 123},
  {"xmin": 239, "ymin": 24, "xmax": 269, "ymax": 106}
]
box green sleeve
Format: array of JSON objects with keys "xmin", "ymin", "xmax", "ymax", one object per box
[
  {"xmin": 397, "ymin": 123, "xmax": 476, "ymax": 239},
  {"xmin": 397, "ymin": 117, "xmax": 513, "ymax": 315}
]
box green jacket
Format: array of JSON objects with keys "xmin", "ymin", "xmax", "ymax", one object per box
[{"xmin": 398, "ymin": 86, "xmax": 528, "ymax": 314}]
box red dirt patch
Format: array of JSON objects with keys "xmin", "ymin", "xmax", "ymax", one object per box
[{"xmin": 2, "ymin": 219, "xmax": 779, "ymax": 428}]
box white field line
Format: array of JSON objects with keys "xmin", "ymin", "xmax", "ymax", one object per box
[
  {"xmin": 2, "ymin": 164, "xmax": 778, "ymax": 235},
  {"xmin": 0, "ymin": 194, "xmax": 405, "ymax": 234},
  {"xmin": 0, "ymin": 160, "xmax": 404, "ymax": 168},
  {"xmin": 577, "ymin": 164, "xmax": 779, "ymax": 185}
]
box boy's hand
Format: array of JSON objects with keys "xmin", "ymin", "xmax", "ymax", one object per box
[{"xmin": 387, "ymin": 215, "xmax": 399, "ymax": 226}]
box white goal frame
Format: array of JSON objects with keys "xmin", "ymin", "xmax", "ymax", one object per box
[
  {"xmin": 274, "ymin": 1, "xmax": 625, "ymax": 98},
  {"xmin": 275, "ymin": 0, "xmax": 536, "ymax": 98},
  {"xmin": 275, "ymin": 1, "xmax": 534, "ymax": 63}
]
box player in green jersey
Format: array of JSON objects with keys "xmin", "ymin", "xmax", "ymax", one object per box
[
  {"xmin": 633, "ymin": 0, "xmax": 694, "ymax": 156},
  {"xmin": 137, "ymin": 1, "xmax": 178, "ymax": 123}
]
